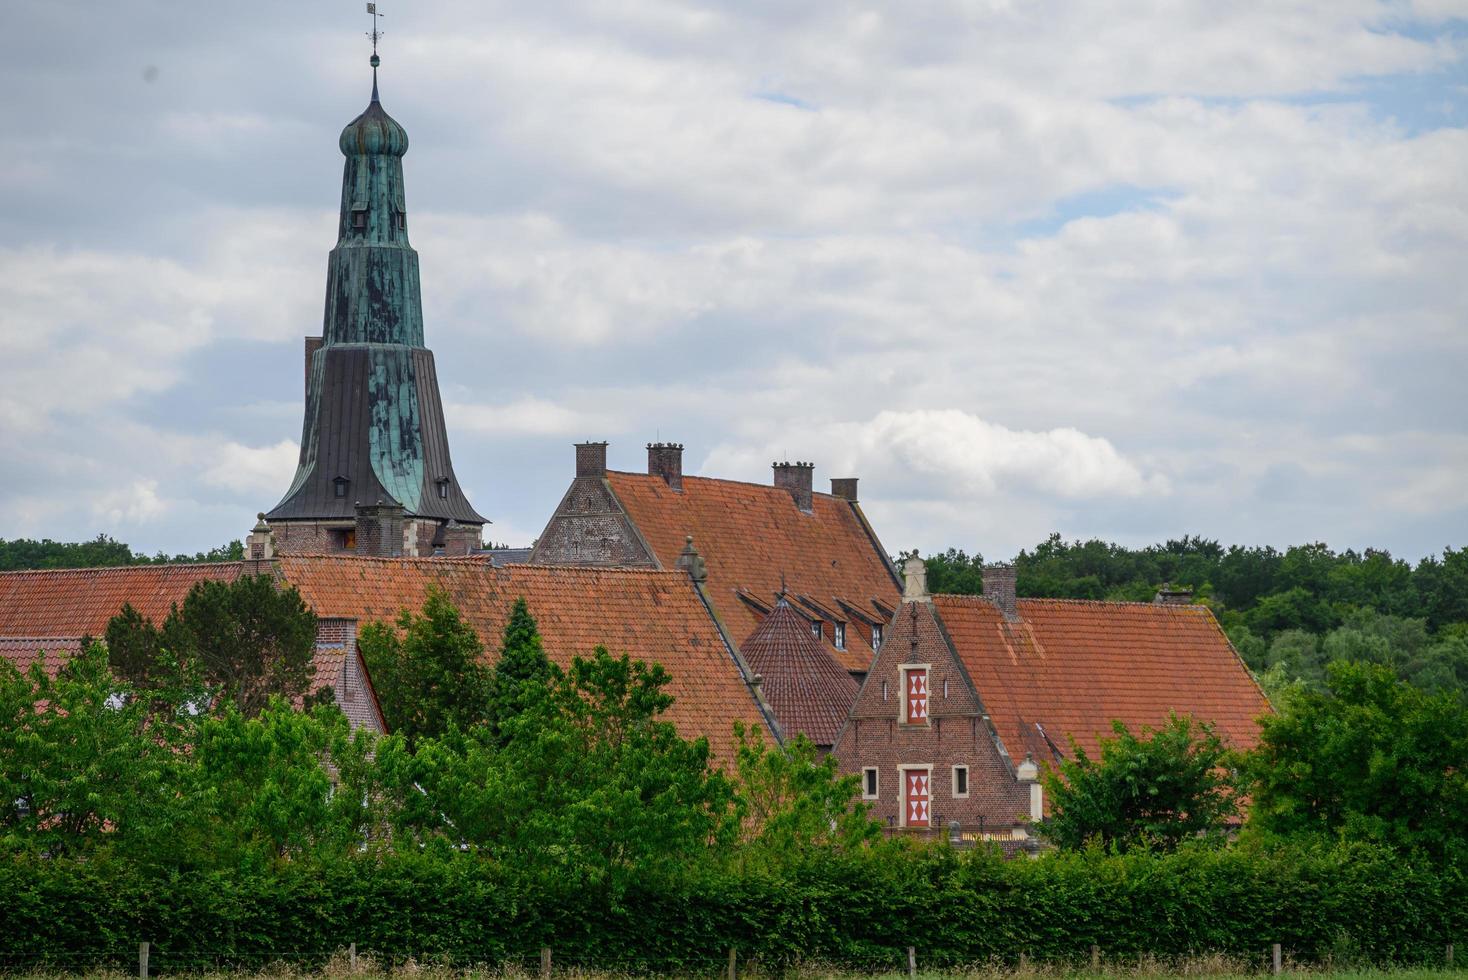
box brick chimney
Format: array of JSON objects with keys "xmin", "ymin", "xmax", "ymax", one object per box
[
  {"xmin": 984, "ymin": 564, "xmax": 1019, "ymax": 620},
  {"xmin": 830, "ymin": 477, "xmax": 859, "ymax": 502},
  {"xmin": 245, "ymin": 513, "xmax": 275, "ymax": 574},
  {"xmin": 575, "ymin": 441, "xmax": 608, "ymax": 478},
  {"xmin": 1153, "ymin": 583, "xmax": 1195, "ymax": 606},
  {"xmin": 304, "ymin": 336, "xmax": 323, "ymax": 397},
  {"xmin": 773, "ymin": 461, "xmax": 814, "ymax": 513},
  {"xmin": 355, "ymin": 500, "xmax": 406, "ymax": 557},
  {"xmin": 647, "ymin": 442, "xmax": 683, "ymax": 491}
]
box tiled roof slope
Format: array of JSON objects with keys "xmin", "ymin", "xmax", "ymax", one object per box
[
  {"xmin": 932, "ymin": 595, "xmax": 1270, "ymax": 763},
  {"xmin": 740, "ymin": 600, "xmax": 859, "ymax": 747},
  {"xmin": 277, "ymin": 555, "xmax": 771, "ymax": 758},
  {"xmin": 606, "ymin": 472, "xmax": 900, "ymax": 672},
  {"xmin": 0, "ymin": 563, "xmax": 245, "ymax": 636},
  {"xmin": 0, "ymin": 637, "xmax": 84, "ymax": 677}
]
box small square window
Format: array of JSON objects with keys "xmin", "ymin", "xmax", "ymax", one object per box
[
  {"xmin": 437, "ymin": 479, "xmax": 450, "ymax": 499},
  {"xmin": 333, "ymin": 478, "xmax": 349, "ymax": 499},
  {"xmin": 862, "ymin": 767, "xmax": 879, "ymax": 800},
  {"xmin": 834, "ymin": 622, "xmax": 846, "ymax": 650},
  {"xmin": 352, "ymin": 209, "xmax": 367, "ymax": 229},
  {"xmin": 953, "ymin": 765, "xmax": 969, "ymax": 798},
  {"xmin": 395, "ymin": 211, "xmax": 407, "ymax": 230},
  {"xmin": 810, "ymin": 621, "xmax": 822, "ymax": 641}
]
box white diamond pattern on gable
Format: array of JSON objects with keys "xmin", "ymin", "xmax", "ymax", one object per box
[
  {"xmin": 906, "ymin": 769, "xmax": 930, "ymax": 827},
  {"xmin": 907, "ymin": 667, "xmax": 928, "ymax": 722}
]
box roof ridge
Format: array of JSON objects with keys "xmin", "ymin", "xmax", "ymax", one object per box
[
  {"xmin": 278, "ymin": 553, "xmax": 683, "ymax": 577},
  {"xmin": 0, "ymin": 560, "xmax": 245, "ymax": 576},
  {"xmin": 608, "ymin": 469, "xmax": 840, "ymax": 500},
  {"xmin": 935, "ymin": 593, "xmax": 1206, "ymax": 611}
]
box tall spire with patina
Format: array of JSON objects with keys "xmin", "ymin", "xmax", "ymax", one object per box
[{"xmin": 266, "ymin": 12, "xmax": 487, "ymax": 556}]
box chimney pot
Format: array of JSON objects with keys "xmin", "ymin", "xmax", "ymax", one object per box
[
  {"xmin": 984, "ymin": 564, "xmax": 1019, "ymax": 620},
  {"xmin": 1153, "ymin": 583, "xmax": 1195, "ymax": 606},
  {"xmin": 772, "ymin": 460, "xmax": 814, "ymax": 513},
  {"xmin": 575, "ymin": 441, "xmax": 608, "ymax": 478},
  {"xmin": 830, "ymin": 477, "xmax": 859, "ymax": 502},
  {"xmin": 647, "ymin": 442, "xmax": 684, "ymax": 491}
]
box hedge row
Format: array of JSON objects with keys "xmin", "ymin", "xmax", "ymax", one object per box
[{"xmin": 2, "ymin": 844, "xmax": 1464, "ymax": 973}]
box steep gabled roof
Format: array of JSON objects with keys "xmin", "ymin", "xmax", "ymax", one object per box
[
  {"xmin": 740, "ymin": 599, "xmax": 859, "ymax": 747},
  {"xmin": 276, "ymin": 555, "xmax": 771, "ymax": 759},
  {"xmin": 932, "ymin": 595, "xmax": 1271, "ymax": 763},
  {"xmin": 0, "ymin": 563, "xmax": 245, "ymax": 636},
  {"xmin": 605, "ymin": 472, "xmax": 900, "ymax": 672}
]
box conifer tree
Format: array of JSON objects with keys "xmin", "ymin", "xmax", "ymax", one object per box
[{"xmin": 488, "ymin": 597, "xmax": 556, "ymax": 742}]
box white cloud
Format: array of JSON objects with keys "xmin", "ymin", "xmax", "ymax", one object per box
[
  {"xmin": 92, "ymin": 480, "xmax": 167, "ymax": 526},
  {"xmin": 201, "ymin": 440, "xmax": 300, "ymax": 497}
]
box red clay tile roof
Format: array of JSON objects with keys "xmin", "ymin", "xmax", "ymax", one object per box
[
  {"xmin": 0, "ymin": 637, "xmax": 84, "ymax": 677},
  {"xmin": 606, "ymin": 472, "xmax": 900, "ymax": 672},
  {"xmin": 0, "ymin": 563, "xmax": 245, "ymax": 637},
  {"xmin": 932, "ymin": 595, "xmax": 1271, "ymax": 763},
  {"xmin": 740, "ymin": 599, "xmax": 859, "ymax": 747},
  {"xmin": 276, "ymin": 555, "xmax": 772, "ymax": 759}
]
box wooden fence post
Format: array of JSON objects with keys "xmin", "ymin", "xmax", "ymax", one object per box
[
  {"xmin": 349, "ymin": 943, "xmax": 357, "ymax": 971},
  {"xmin": 728, "ymin": 948, "xmax": 737, "ymax": 980},
  {"xmin": 1447, "ymin": 944, "xmax": 1454, "ymax": 969},
  {"xmin": 540, "ymin": 946, "xmax": 552, "ymax": 979},
  {"xmin": 1091, "ymin": 945, "xmax": 1100, "ymax": 971},
  {"xmin": 138, "ymin": 942, "xmax": 149, "ymax": 980},
  {"xmin": 1272, "ymin": 943, "xmax": 1282, "ymax": 976},
  {"xmin": 907, "ymin": 945, "xmax": 916, "ymax": 979}
]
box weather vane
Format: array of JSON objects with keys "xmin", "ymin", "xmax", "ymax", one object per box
[{"xmin": 366, "ymin": 3, "xmax": 385, "ymax": 60}]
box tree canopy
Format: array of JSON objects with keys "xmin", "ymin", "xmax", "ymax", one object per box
[{"xmin": 1038, "ymin": 714, "xmax": 1239, "ymax": 852}]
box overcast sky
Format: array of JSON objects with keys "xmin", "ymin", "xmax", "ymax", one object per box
[{"xmin": 2, "ymin": 1, "xmax": 1465, "ymax": 562}]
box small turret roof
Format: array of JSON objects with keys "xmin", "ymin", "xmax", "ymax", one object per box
[
  {"xmin": 340, "ymin": 68, "xmax": 408, "ymax": 157},
  {"xmin": 740, "ymin": 597, "xmax": 859, "ymax": 746}
]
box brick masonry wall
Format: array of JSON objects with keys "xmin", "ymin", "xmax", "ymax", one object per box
[
  {"xmin": 530, "ymin": 477, "xmax": 657, "ymax": 566},
  {"xmin": 833, "ymin": 599, "xmax": 1031, "ymax": 833},
  {"xmin": 271, "ymin": 521, "xmax": 350, "ymax": 555}
]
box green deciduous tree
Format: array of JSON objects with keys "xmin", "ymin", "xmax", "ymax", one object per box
[
  {"xmin": 728, "ymin": 723, "xmax": 881, "ymax": 862},
  {"xmin": 1246, "ymin": 660, "xmax": 1468, "ymax": 860},
  {"xmin": 0, "ymin": 643, "xmax": 186, "ymax": 859},
  {"xmin": 1039, "ymin": 714, "xmax": 1239, "ymax": 852},
  {"xmin": 357, "ymin": 586, "xmax": 494, "ymax": 745}
]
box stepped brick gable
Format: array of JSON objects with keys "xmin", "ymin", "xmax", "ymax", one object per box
[
  {"xmin": 276, "ymin": 555, "xmax": 774, "ymax": 758},
  {"xmin": 932, "ymin": 594, "xmax": 1271, "ymax": 764},
  {"xmin": 739, "ymin": 598, "xmax": 860, "ymax": 748}
]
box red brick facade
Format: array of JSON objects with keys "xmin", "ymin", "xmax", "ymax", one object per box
[{"xmin": 833, "ymin": 587, "xmax": 1032, "ymax": 837}]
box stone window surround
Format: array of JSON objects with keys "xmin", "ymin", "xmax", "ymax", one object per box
[
  {"xmin": 898, "ymin": 763, "xmax": 934, "ymax": 828},
  {"xmin": 862, "ymin": 767, "xmax": 879, "ymax": 800},
  {"xmin": 898, "ymin": 662, "xmax": 932, "ymax": 726},
  {"xmin": 952, "ymin": 764, "xmax": 969, "ymax": 798}
]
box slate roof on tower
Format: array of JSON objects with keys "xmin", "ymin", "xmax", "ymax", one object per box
[
  {"xmin": 275, "ymin": 555, "xmax": 774, "ymax": 759},
  {"xmin": 739, "ymin": 597, "xmax": 860, "ymax": 747},
  {"xmin": 930, "ymin": 594, "xmax": 1271, "ymax": 764}
]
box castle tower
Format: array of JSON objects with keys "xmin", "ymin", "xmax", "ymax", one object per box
[{"xmin": 266, "ymin": 55, "xmax": 487, "ymax": 556}]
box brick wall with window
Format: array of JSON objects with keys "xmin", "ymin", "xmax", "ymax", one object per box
[{"xmin": 833, "ymin": 599, "xmax": 1031, "ymax": 834}]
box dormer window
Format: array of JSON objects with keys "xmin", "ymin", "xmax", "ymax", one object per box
[
  {"xmin": 333, "ymin": 476, "xmax": 350, "ymax": 499},
  {"xmin": 436, "ymin": 477, "xmax": 450, "ymax": 500},
  {"xmin": 352, "ymin": 208, "xmax": 367, "ymax": 230},
  {"xmin": 834, "ymin": 622, "xmax": 846, "ymax": 650},
  {"xmin": 872, "ymin": 624, "xmax": 883, "ymax": 650},
  {"xmin": 395, "ymin": 210, "xmax": 407, "ymax": 230},
  {"xmin": 810, "ymin": 621, "xmax": 822, "ymax": 641}
]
